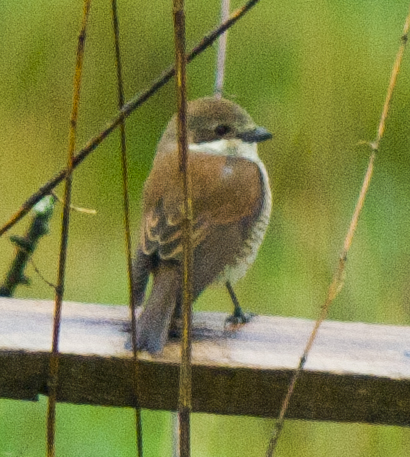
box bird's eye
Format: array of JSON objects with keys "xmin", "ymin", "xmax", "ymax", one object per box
[{"xmin": 214, "ymin": 124, "xmax": 231, "ymax": 136}]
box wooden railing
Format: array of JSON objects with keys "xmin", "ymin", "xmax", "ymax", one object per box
[{"xmin": 1, "ymin": 297, "xmax": 409, "ymax": 426}]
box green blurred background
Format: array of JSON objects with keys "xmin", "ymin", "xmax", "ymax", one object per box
[{"xmin": 1, "ymin": 0, "xmax": 410, "ymax": 455}]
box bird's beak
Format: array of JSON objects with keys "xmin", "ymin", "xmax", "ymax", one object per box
[{"xmin": 238, "ymin": 126, "xmax": 272, "ymax": 143}]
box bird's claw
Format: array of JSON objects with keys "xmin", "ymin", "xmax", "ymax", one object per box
[{"xmin": 224, "ymin": 310, "xmax": 256, "ymax": 328}]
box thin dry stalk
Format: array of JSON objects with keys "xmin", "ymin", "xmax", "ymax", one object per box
[
  {"xmin": 27, "ymin": 255, "xmax": 56, "ymax": 290},
  {"xmin": 214, "ymin": 0, "xmax": 230, "ymax": 98},
  {"xmin": 173, "ymin": 1, "xmax": 193, "ymax": 456},
  {"xmin": 110, "ymin": 0, "xmax": 143, "ymax": 455},
  {"xmin": 46, "ymin": 1, "xmax": 91, "ymax": 456},
  {"xmin": 0, "ymin": 0, "xmax": 260, "ymax": 238},
  {"xmin": 265, "ymin": 5, "xmax": 410, "ymax": 456},
  {"xmin": 50, "ymin": 192, "xmax": 96, "ymax": 214},
  {"xmin": 172, "ymin": 412, "xmax": 180, "ymax": 457}
]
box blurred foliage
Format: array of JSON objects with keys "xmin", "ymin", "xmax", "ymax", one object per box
[{"xmin": 1, "ymin": 0, "xmax": 410, "ymax": 455}]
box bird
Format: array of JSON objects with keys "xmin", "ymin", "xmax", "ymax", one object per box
[{"xmin": 132, "ymin": 96, "xmax": 272, "ymax": 353}]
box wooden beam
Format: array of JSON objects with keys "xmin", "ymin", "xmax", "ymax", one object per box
[{"xmin": 0, "ymin": 297, "xmax": 409, "ymax": 426}]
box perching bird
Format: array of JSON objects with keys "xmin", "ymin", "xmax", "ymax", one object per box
[{"xmin": 132, "ymin": 96, "xmax": 272, "ymax": 353}]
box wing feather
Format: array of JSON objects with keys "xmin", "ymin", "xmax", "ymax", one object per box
[{"xmin": 140, "ymin": 151, "xmax": 263, "ymax": 261}]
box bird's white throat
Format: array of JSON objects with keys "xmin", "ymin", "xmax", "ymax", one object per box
[{"xmin": 189, "ymin": 138, "xmax": 259, "ymax": 162}]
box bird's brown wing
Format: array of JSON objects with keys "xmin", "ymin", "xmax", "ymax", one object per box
[{"xmin": 140, "ymin": 151, "xmax": 264, "ymax": 261}]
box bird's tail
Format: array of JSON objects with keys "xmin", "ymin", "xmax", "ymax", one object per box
[{"xmin": 136, "ymin": 262, "xmax": 180, "ymax": 353}]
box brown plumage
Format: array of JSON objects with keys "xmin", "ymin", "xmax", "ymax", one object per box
[{"xmin": 133, "ymin": 97, "xmax": 272, "ymax": 353}]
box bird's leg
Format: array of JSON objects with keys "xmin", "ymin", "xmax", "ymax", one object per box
[
  {"xmin": 224, "ymin": 281, "xmax": 255, "ymax": 326},
  {"xmin": 169, "ymin": 295, "xmax": 182, "ymax": 339}
]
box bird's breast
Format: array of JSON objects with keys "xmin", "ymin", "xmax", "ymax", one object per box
[{"xmin": 217, "ymin": 159, "xmax": 271, "ymax": 285}]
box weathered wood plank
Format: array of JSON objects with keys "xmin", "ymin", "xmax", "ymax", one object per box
[{"xmin": 0, "ymin": 297, "xmax": 410, "ymax": 426}]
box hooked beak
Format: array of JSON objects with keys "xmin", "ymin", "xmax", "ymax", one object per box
[{"xmin": 238, "ymin": 126, "xmax": 272, "ymax": 143}]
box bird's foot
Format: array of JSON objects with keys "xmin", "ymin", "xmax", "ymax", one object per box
[
  {"xmin": 121, "ymin": 321, "xmax": 131, "ymax": 333},
  {"xmin": 224, "ymin": 309, "xmax": 256, "ymax": 328},
  {"xmin": 168, "ymin": 317, "xmax": 182, "ymax": 339}
]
